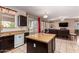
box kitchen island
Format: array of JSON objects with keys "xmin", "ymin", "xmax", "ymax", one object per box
[{"xmin": 26, "ymin": 33, "xmax": 56, "ymax": 53}]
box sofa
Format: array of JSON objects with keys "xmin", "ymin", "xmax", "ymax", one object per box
[{"xmin": 45, "ymin": 29, "xmax": 70, "ymax": 38}]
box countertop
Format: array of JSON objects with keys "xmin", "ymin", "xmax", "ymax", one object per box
[
  {"xmin": 26, "ymin": 33, "xmax": 56, "ymax": 43},
  {"xmin": 0, "ymin": 30, "xmax": 25, "ymax": 37}
]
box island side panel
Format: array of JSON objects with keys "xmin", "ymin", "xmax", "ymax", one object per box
[{"xmin": 48, "ymin": 37, "xmax": 55, "ymax": 53}]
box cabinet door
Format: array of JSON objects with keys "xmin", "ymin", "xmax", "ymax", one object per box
[
  {"xmin": 0, "ymin": 37, "xmax": 8, "ymax": 51},
  {"xmin": 27, "ymin": 39, "xmax": 36, "ymax": 53},
  {"xmin": 6, "ymin": 36, "xmax": 14, "ymax": 50},
  {"xmin": 4, "ymin": 36, "xmax": 14, "ymax": 50},
  {"xmin": 27, "ymin": 39, "xmax": 48, "ymax": 53},
  {"xmin": 0, "ymin": 36, "xmax": 14, "ymax": 52},
  {"xmin": 24, "ymin": 32, "xmax": 29, "ymax": 43},
  {"xmin": 0, "ymin": 39, "xmax": 3, "ymax": 52}
]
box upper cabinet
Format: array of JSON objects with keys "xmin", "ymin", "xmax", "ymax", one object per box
[
  {"xmin": 18, "ymin": 15, "xmax": 27, "ymax": 26},
  {"xmin": 0, "ymin": 6, "xmax": 17, "ymax": 28}
]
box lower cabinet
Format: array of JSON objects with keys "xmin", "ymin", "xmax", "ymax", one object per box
[
  {"xmin": 27, "ymin": 39, "xmax": 48, "ymax": 53},
  {"xmin": 26, "ymin": 38, "xmax": 55, "ymax": 53},
  {"xmin": 24, "ymin": 32, "xmax": 29, "ymax": 43},
  {"xmin": 0, "ymin": 35, "xmax": 14, "ymax": 53}
]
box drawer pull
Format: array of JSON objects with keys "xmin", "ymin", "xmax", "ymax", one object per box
[{"xmin": 33, "ymin": 43, "xmax": 36, "ymax": 48}]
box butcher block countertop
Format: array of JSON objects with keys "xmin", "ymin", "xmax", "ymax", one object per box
[
  {"xmin": 0, "ymin": 30, "xmax": 25, "ymax": 37},
  {"xmin": 26, "ymin": 33, "xmax": 56, "ymax": 43}
]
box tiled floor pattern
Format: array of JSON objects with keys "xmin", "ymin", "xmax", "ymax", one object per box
[
  {"xmin": 55, "ymin": 37, "xmax": 79, "ymax": 53},
  {"xmin": 6, "ymin": 36, "xmax": 79, "ymax": 53},
  {"xmin": 6, "ymin": 44, "xmax": 27, "ymax": 53}
]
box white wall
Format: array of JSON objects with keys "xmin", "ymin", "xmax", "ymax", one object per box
[
  {"xmin": 50, "ymin": 19, "xmax": 76, "ymax": 33},
  {"xmin": 40, "ymin": 21, "xmax": 50, "ymax": 32}
]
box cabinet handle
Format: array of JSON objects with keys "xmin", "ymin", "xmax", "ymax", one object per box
[{"xmin": 33, "ymin": 43, "xmax": 36, "ymax": 48}]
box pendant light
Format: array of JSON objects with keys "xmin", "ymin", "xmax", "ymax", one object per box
[
  {"xmin": 43, "ymin": 14, "xmax": 48, "ymax": 18},
  {"xmin": 43, "ymin": 11, "xmax": 48, "ymax": 18}
]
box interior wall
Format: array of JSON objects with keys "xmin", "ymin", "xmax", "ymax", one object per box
[
  {"xmin": 50, "ymin": 19, "xmax": 76, "ymax": 33},
  {"xmin": 41, "ymin": 21, "xmax": 50, "ymax": 32},
  {"xmin": 41, "ymin": 21, "xmax": 45, "ymax": 31}
]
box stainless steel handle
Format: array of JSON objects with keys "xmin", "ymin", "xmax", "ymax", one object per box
[{"xmin": 33, "ymin": 43, "xmax": 36, "ymax": 48}]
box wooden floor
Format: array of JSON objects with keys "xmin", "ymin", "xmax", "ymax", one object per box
[{"xmin": 6, "ymin": 36, "xmax": 79, "ymax": 53}]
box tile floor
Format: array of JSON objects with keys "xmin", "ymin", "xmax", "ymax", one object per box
[
  {"xmin": 6, "ymin": 36, "xmax": 79, "ymax": 53},
  {"xmin": 6, "ymin": 44, "xmax": 27, "ymax": 53},
  {"xmin": 55, "ymin": 38, "xmax": 79, "ymax": 53}
]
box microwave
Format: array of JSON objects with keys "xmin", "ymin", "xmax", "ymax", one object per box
[{"xmin": 18, "ymin": 15, "xmax": 27, "ymax": 26}]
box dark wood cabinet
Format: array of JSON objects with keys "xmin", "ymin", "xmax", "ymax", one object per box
[
  {"xmin": 0, "ymin": 35, "xmax": 14, "ymax": 52},
  {"xmin": 18, "ymin": 15, "xmax": 27, "ymax": 26},
  {"xmin": 24, "ymin": 32, "xmax": 29, "ymax": 43},
  {"xmin": 24, "ymin": 32, "xmax": 29, "ymax": 36},
  {"xmin": 26, "ymin": 38, "xmax": 55, "ymax": 53},
  {"xmin": 27, "ymin": 39, "xmax": 48, "ymax": 53}
]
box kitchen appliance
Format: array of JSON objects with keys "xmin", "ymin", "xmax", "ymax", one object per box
[
  {"xmin": 59, "ymin": 22, "xmax": 68, "ymax": 27},
  {"xmin": 18, "ymin": 15, "xmax": 27, "ymax": 26},
  {"xmin": 14, "ymin": 34, "xmax": 24, "ymax": 48}
]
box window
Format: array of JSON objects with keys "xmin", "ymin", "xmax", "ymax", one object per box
[{"xmin": 28, "ymin": 17, "xmax": 38, "ymax": 34}]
